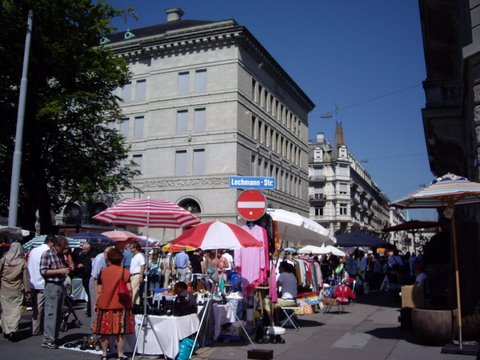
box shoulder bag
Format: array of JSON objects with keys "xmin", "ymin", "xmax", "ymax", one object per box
[{"xmin": 118, "ymin": 268, "xmax": 131, "ymax": 305}]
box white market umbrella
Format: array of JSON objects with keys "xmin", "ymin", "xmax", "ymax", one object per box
[
  {"xmin": 298, "ymin": 244, "xmax": 345, "ymax": 257},
  {"xmin": 391, "ymin": 173, "xmax": 480, "ymax": 351},
  {"xmin": 266, "ymin": 208, "xmax": 335, "ymax": 246}
]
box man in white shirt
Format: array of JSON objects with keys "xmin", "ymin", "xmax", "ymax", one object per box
[
  {"xmin": 221, "ymin": 250, "xmax": 234, "ymax": 280},
  {"xmin": 27, "ymin": 235, "xmax": 54, "ymax": 336},
  {"xmin": 129, "ymin": 243, "xmax": 145, "ymax": 305}
]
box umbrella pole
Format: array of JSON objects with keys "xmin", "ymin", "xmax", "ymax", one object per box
[{"xmin": 450, "ymin": 210, "xmax": 463, "ymax": 350}]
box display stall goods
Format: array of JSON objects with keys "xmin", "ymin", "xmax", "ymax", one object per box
[{"xmin": 93, "ymin": 197, "xmax": 200, "ymax": 360}]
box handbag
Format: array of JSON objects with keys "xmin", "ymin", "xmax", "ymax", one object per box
[{"xmin": 118, "ymin": 268, "xmax": 131, "ymax": 305}]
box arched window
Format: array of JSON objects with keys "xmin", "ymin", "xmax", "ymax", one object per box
[
  {"xmin": 178, "ymin": 198, "xmax": 202, "ymax": 214},
  {"xmin": 63, "ymin": 203, "xmax": 82, "ymax": 225}
]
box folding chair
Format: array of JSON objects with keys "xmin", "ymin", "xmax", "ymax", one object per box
[
  {"xmin": 279, "ymin": 306, "xmax": 301, "ymax": 330},
  {"xmin": 321, "ymin": 298, "xmax": 344, "ymax": 314}
]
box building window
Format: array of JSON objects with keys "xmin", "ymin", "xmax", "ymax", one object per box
[
  {"xmin": 339, "ymin": 146, "xmax": 347, "ymax": 159},
  {"xmin": 120, "ymin": 118, "xmax": 129, "ymax": 138},
  {"xmin": 313, "ymin": 148, "xmax": 323, "ymax": 162},
  {"xmin": 314, "ymin": 206, "xmax": 324, "ymax": 217},
  {"xmin": 178, "ymin": 198, "xmax": 201, "ymax": 214},
  {"xmin": 193, "ymin": 149, "xmax": 205, "ymax": 175},
  {"xmin": 178, "ymin": 71, "xmax": 189, "ymax": 95},
  {"xmin": 338, "ymin": 164, "xmax": 349, "ymax": 176},
  {"xmin": 175, "ymin": 150, "xmax": 187, "ymax": 176},
  {"xmin": 195, "ymin": 69, "xmax": 207, "ymax": 92},
  {"xmin": 135, "ymin": 79, "xmax": 146, "ymax": 102},
  {"xmin": 121, "ymin": 83, "xmax": 131, "ymax": 102},
  {"xmin": 106, "ymin": 120, "xmax": 116, "ymax": 130},
  {"xmin": 251, "ymin": 155, "xmax": 256, "ymax": 176},
  {"xmin": 133, "ymin": 154, "xmax": 143, "ymax": 175},
  {"xmin": 176, "ymin": 110, "xmax": 188, "ymax": 134},
  {"xmin": 339, "ymin": 203, "xmax": 348, "ymax": 215},
  {"xmin": 194, "ymin": 108, "xmax": 206, "ymax": 132},
  {"xmin": 339, "ymin": 182, "xmax": 348, "ymax": 195},
  {"xmin": 134, "ymin": 116, "xmax": 144, "ymax": 140}
]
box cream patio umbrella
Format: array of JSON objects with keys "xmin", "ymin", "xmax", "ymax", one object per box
[{"xmin": 390, "ymin": 173, "xmax": 480, "ymax": 353}]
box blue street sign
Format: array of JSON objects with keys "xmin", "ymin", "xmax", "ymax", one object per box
[{"xmin": 229, "ymin": 176, "xmax": 276, "ymax": 189}]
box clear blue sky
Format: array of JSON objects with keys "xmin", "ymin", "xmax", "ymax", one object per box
[{"xmin": 110, "ymin": 0, "xmax": 436, "ymax": 220}]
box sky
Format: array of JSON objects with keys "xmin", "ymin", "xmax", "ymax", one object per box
[{"xmin": 110, "ymin": 0, "xmax": 436, "ymax": 220}]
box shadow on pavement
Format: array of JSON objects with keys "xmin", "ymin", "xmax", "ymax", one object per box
[{"xmin": 354, "ymin": 291, "xmax": 402, "ymax": 309}]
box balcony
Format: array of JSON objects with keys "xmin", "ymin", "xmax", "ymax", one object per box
[
  {"xmin": 309, "ymin": 193, "xmax": 326, "ymax": 203},
  {"xmin": 309, "ymin": 174, "xmax": 326, "ymax": 182}
]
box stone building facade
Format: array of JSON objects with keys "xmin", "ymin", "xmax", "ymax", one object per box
[
  {"xmin": 308, "ymin": 124, "xmax": 405, "ymax": 238},
  {"xmin": 418, "ymin": 0, "xmax": 480, "ymax": 316},
  {"xmin": 72, "ymin": 8, "xmax": 314, "ymax": 235}
]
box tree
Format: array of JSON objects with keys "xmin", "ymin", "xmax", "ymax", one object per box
[{"xmin": 0, "ymin": 0, "xmax": 138, "ymax": 233}]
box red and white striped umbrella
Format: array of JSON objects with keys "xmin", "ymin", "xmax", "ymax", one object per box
[
  {"xmin": 92, "ymin": 198, "xmax": 201, "ymax": 229},
  {"xmin": 102, "ymin": 230, "xmax": 140, "ymax": 242},
  {"xmin": 169, "ymin": 221, "xmax": 263, "ymax": 250}
]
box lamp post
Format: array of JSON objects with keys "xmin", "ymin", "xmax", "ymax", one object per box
[{"xmin": 8, "ymin": 10, "xmax": 33, "ymax": 227}]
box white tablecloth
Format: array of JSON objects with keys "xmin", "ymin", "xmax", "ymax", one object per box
[
  {"xmin": 71, "ymin": 278, "xmax": 88, "ymax": 301},
  {"xmin": 125, "ymin": 314, "xmax": 199, "ymax": 359},
  {"xmin": 198, "ymin": 303, "xmax": 236, "ymax": 340}
]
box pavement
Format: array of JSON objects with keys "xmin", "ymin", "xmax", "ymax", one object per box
[{"xmin": 0, "ymin": 292, "xmax": 478, "ymax": 360}]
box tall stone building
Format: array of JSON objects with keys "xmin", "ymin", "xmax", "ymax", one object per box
[
  {"xmin": 77, "ymin": 8, "xmax": 314, "ymax": 235},
  {"xmin": 419, "ymin": 0, "xmax": 480, "ymax": 316},
  {"xmin": 308, "ymin": 123, "xmax": 405, "ymax": 240}
]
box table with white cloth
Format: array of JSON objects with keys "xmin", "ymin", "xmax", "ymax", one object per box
[
  {"xmin": 71, "ymin": 278, "xmax": 88, "ymax": 301},
  {"xmin": 197, "ymin": 303, "xmax": 237, "ymax": 341},
  {"xmin": 124, "ymin": 313, "xmax": 199, "ymax": 359}
]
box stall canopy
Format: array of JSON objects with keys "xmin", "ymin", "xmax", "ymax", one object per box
[
  {"xmin": 22, "ymin": 235, "xmax": 81, "ymax": 252},
  {"xmin": 336, "ymin": 231, "xmax": 394, "ymax": 248},
  {"xmin": 298, "ymin": 244, "xmax": 346, "ymax": 257},
  {"xmin": 266, "ymin": 208, "xmax": 335, "ymax": 246}
]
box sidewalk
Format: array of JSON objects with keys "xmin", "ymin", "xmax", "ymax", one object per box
[
  {"xmin": 194, "ymin": 292, "xmax": 476, "ymax": 360},
  {"xmin": 0, "ymin": 292, "xmax": 476, "ymax": 360}
]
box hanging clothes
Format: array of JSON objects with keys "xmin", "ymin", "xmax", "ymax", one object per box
[{"xmin": 234, "ymin": 224, "xmax": 269, "ymax": 297}]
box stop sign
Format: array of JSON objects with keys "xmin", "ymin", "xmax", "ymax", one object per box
[{"xmin": 236, "ymin": 190, "xmax": 266, "ymax": 221}]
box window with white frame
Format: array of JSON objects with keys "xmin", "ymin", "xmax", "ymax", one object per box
[
  {"xmin": 313, "ymin": 148, "xmax": 323, "ymax": 162},
  {"xmin": 175, "ymin": 150, "xmax": 187, "ymax": 176},
  {"xmin": 134, "ymin": 116, "xmax": 144, "ymax": 140},
  {"xmin": 195, "ymin": 69, "xmax": 207, "ymax": 92},
  {"xmin": 106, "ymin": 120, "xmax": 116, "ymax": 130},
  {"xmin": 194, "ymin": 108, "xmax": 206, "ymax": 132},
  {"xmin": 339, "ymin": 203, "xmax": 348, "ymax": 215},
  {"xmin": 120, "ymin": 118, "xmax": 129, "ymax": 138},
  {"xmin": 133, "ymin": 154, "xmax": 143, "ymax": 175},
  {"xmin": 314, "ymin": 206, "xmax": 324, "ymax": 217},
  {"xmin": 176, "ymin": 110, "xmax": 188, "ymax": 134},
  {"xmin": 193, "ymin": 149, "xmax": 205, "ymax": 175},
  {"xmin": 178, "ymin": 72, "xmax": 189, "ymax": 95},
  {"xmin": 135, "ymin": 80, "xmax": 146, "ymax": 102},
  {"xmin": 121, "ymin": 83, "xmax": 131, "ymax": 103},
  {"xmin": 339, "ymin": 182, "xmax": 349, "ymax": 195},
  {"xmin": 337, "ymin": 164, "xmax": 349, "ymax": 176}
]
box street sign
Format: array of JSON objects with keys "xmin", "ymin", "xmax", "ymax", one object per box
[
  {"xmin": 236, "ymin": 190, "xmax": 267, "ymax": 221},
  {"xmin": 229, "ymin": 176, "xmax": 276, "ymax": 189}
]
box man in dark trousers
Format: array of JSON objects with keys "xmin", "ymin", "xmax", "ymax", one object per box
[
  {"xmin": 39, "ymin": 235, "xmax": 70, "ymax": 349},
  {"xmin": 76, "ymin": 242, "xmax": 96, "ymax": 317}
]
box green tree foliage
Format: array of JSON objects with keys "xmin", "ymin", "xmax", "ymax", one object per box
[{"xmin": 0, "ymin": 0, "xmax": 139, "ymax": 233}]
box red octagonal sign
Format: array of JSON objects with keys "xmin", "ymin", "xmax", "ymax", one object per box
[{"xmin": 236, "ymin": 190, "xmax": 266, "ymax": 221}]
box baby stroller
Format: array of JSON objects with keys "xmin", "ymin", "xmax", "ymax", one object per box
[{"xmin": 61, "ymin": 282, "xmax": 82, "ymax": 332}]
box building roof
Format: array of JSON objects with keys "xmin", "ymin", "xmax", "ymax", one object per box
[{"xmin": 108, "ymin": 19, "xmax": 217, "ymax": 43}]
